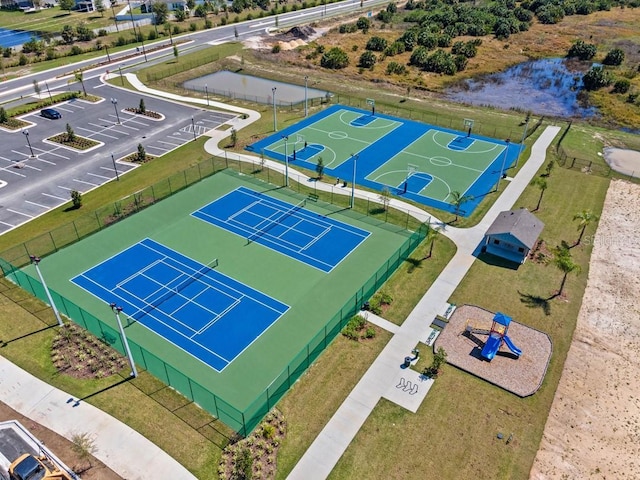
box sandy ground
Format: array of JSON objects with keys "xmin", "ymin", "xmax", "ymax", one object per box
[
  {"xmin": 531, "ymin": 179, "xmax": 640, "ymax": 479},
  {"xmin": 603, "ymin": 147, "xmax": 640, "ymax": 178}
]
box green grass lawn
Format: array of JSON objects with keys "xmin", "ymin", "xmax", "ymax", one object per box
[
  {"xmin": 0, "ymin": 7, "xmax": 113, "ymax": 33},
  {"xmin": 326, "ymin": 155, "xmax": 611, "ymax": 480}
]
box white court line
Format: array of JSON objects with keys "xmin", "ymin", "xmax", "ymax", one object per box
[
  {"xmin": 25, "ymin": 200, "xmax": 48, "ymax": 209},
  {"xmin": 7, "ymin": 209, "xmax": 33, "ymax": 218},
  {"xmin": 72, "ymin": 178, "xmax": 98, "ymax": 187},
  {"xmin": 87, "ymin": 172, "xmax": 111, "ymax": 180},
  {"xmin": 42, "ymin": 192, "xmax": 67, "ymax": 201}
]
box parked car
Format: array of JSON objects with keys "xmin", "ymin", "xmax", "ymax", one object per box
[{"xmin": 40, "ymin": 108, "xmax": 61, "ymax": 120}]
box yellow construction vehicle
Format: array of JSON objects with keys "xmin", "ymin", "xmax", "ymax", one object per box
[{"xmin": 8, "ymin": 454, "xmax": 73, "ymax": 480}]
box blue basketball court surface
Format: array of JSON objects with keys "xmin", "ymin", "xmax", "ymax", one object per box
[
  {"xmin": 247, "ymin": 105, "xmax": 521, "ymax": 217},
  {"xmin": 71, "ymin": 238, "xmax": 289, "ymax": 371},
  {"xmin": 191, "ymin": 186, "xmax": 370, "ymax": 272}
]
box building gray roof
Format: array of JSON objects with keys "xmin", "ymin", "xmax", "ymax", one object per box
[{"xmin": 485, "ymin": 208, "xmax": 545, "ymax": 249}]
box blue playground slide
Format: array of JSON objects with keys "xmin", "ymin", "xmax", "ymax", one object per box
[
  {"xmin": 503, "ymin": 335, "xmax": 522, "ymax": 357},
  {"xmin": 480, "ymin": 333, "xmax": 502, "ymax": 361}
]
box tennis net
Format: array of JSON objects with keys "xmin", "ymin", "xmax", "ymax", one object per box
[
  {"xmin": 247, "ymin": 199, "xmax": 306, "ymax": 244},
  {"xmin": 129, "ymin": 259, "xmax": 219, "ymax": 320}
]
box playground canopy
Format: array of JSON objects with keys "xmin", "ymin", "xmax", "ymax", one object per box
[{"xmin": 493, "ymin": 312, "xmax": 512, "ymax": 327}]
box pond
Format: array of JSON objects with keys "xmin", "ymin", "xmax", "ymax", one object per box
[
  {"xmin": 183, "ymin": 71, "xmax": 330, "ymax": 106},
  {"xmin": 0, "ymin": 27, "xmax": 40, "ymax": 48},
  {"xmin": 445, "ymin": 57, "xmax": 598, "ymax": 118}
]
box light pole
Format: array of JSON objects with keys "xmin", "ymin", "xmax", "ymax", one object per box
[
  {"xmin": 110, "ymin": 98, "xmax": 120, "ymax": 124},
  {"xmin": 496, "ymin": 139, "xmax": 510, "ymax": 192},
  {"xmin": 104, "ymin": 44, "xmax": 111, "ymax": 62},
  {"xmin": 304, "ymin": 75, "xmax": 309, "ymax": 117},
  {"xmin": 23, "ymin": 130, "xmax": 35, "ymax": 158},
  {"xmin": 272, "ymin": 87, "xmax": 277, "ymax": 132},
  {"xmin": 118, "ymin": 63, "xmax": 125, "ymax": 86},
  {"xmin": 282, "ymin": 135, "xmax": 289, "ymax": 187},
  {"xmin": 111, "ymin": 152, "xmax": 120, "ymax": 181},
  {"xmin": 191, "ymin": 116, "xmax": 197, "ymax": 141},
  {"xmin": 205, "ymin": 84, "xmax": 209, "ymax": 106},
  {"xmin": 516, "ymin": 120, "xmax": 529, "ymax": 168},
  {"xmin": 350, "ymin": 153, "xmax": 358, "ymax": 208},
  {"xmin": 44, "ymin": 81, "xmax": 53, "ymax": 105},
  {"xmin": 30, "ymin": 256, "xmax": 64, "ymax": 327},
  {"xmin": 109, "ymin": 304, "xmax": 138, "ymax": 378}
]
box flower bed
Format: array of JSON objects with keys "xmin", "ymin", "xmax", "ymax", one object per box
[
  {"xmin": 0, "ymin": 118, "xmax": 31, "ymax": 131},
  {"xmin": 47, "ymin": 133, "xmax": 100, "ymax": 150},
  {"xmin": 124, "ymin": 107, "xmax": 162, "ymax": 120}
]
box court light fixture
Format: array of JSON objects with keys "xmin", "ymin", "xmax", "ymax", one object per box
[
  {"xmin": 30, "ymin": 255, "xmax": 64, "ymax": 327},
  {"xmin": 109, "ymin": 303, "xmax": 138, "ymax": 377}
]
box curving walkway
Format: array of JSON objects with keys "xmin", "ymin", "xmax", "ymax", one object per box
[{"xmin": 0, "ymin": 72, "xmax": 560, "ymax": 480}]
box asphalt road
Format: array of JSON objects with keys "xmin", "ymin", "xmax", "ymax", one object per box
[{"xmin": 0, "ymin": 76, "xmax": 236, "ymax": 235}]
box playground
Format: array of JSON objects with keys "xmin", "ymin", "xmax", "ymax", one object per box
[{"xmin": 435, "ymin": 304, "xmax": 552, "ymax": 397}]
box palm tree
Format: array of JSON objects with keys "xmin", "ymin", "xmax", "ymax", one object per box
[
  {"xmin": 74, "ymin": 71, "xmax": 86, "ymax": 97},
  {"xmin": 530, "ymin": 176, "xmax": 547, "ymax": 211},
  {"xmin": 423, "ymin": 224, "xmax": 440, "ymax": 259},
  {"xmin": 450, "ymin": 191, "xmax": 473, "ymax": 222},
  {"xmin": 573, "ymin": 210, "xmax": 599, "ymax": 246},
  {"xmin": 550, "ymin": 243, "xmax": 581, "ymax": 297}
]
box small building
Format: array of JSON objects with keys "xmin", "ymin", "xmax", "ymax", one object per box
[{"xmin": 483, "ymin": 208, "xmax": 544, "ymax": 264}]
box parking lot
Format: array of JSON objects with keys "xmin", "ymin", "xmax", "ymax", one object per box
[{"xmin": 0, "ymin": 81, "xmax": 237, "ymax": 236}]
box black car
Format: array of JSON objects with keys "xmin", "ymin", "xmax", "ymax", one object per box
[{"xmin": 41, "ymin": 108, "xmax": 61, "ymax": 119}]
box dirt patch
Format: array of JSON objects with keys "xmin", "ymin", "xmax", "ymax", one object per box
[
  {"xmin": 0, "ymin": 402, "xmax": 122, "ymax": 480},
  {"xmin": 531, "ymin": 179, "xmax": 640, "ymax": 479},
  {"xmin": 434, "ymin": 304, "xmax": 552, "ymax": 397},
  {"xmin": 603, "ymin": 147, "xmax": 640, "ymax": 178}
]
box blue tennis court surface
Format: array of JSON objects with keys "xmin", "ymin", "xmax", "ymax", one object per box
[
  {"xmin": 192, "ymin": 187, "xmax": 370, "ymax": 272},
  {"xmin": 71, "ymin": 238, "xmax": 288, "ymax": 371}
]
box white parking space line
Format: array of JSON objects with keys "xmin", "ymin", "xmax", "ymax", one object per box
[
  {"xmin": 0, "ymin": 220, "xmax": 15, "ymax": 227},
  {"xmin": 87, "ymin": 172, "xmax": 111, "ymax": 180},
  {"xmin": 34, "ymin": 157, "xmax": 56, "ymax": 165},
  {"xmin": 146, "ymin": 145, "xmax": 169, "ymax": 152},
  {"xmin": 0, "ymin": 166, "xmax": 26, "ymax": 177},
  {"xmin": 68, "ymin": 103, "xmax": 85, "ymax": 109},
  {"xmin": 123, "ymin": 118, "xmax": 150, "ymax": 127},
  {"xmin": 57, "ymin": 185, "xmax": 73, "ymax": 191},
  {"xmin": 7, "ymin": 209, "xmax": 33, "ymax": 218},
  {"xmin": 77, "ymin": 127, "xmax": 119, "ymax": 140},
  {"xmin": 158, "ymin": 140, "xmax": 183, "ymax": 147},
  {"xmin": 100, "ymin": 166, "xmax": 118, "ymax": 173},
  {"xmin": 11, "ymin": 150, "xmax": 30, "ymax": 158},
  {"xmin": 42, "ymin": 192, "xmax": 67, "ymax": 201},
  {"xmin": 25, "ymin": 200, "xmax": 49, "ymax": 209},
  {"xmin": 55, "ymin": 106, "xmax": 75, "ymax": 113},
  {"xmin": 200, "ymin": 118, "xmax": 220, "ymax": 124},
  {"xmin": 37, "ymin": 149, "xmax": 70, "ymax": 160},
  {"xmin": 72, "ymin": 178, "xmax": 98, "ymax": 187}
]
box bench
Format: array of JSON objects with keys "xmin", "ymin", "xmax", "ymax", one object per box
[{"xmin": 308, "ymin": 193, "xmax": 319, "ymax": 202}]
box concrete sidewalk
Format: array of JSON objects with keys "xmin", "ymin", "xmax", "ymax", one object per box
[
  {"xmin": 0, "ymin": 356, "xmax": 197, "ymax": 480},
  {"xmin": 287, "ymin": 126, "xmax": 561, "ymax": 480}
]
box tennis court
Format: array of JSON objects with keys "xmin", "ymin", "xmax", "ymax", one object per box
[
  {"xmin": 247, "ymin": 105, "xmax": 519, "ymax": 216},
  {"xmin": 192, "ymin": 187, "xmax": 370, "ymax": 272},
  {"xmin": 71, "ymin": 238, "xmax": 288, "ymax": 372}
]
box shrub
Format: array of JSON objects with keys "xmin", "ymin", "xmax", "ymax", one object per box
[
  {"xmin": 66, "ymin": 123, "xmax": 76, "ymax": 142},
  {"xmin": 366, "ymin": 36, "xmax": 388, "ymax": 52},
  {"xmin": 603, "ymin": 47, "xmax": 625, "ymax": 66},
  {"xmin": 342, "ymin": 314, "xmax": 368, "ymax": 340},
  {"xmin": 98, "ymin": 29, "xmax": 108, "ymax": 37},
  {"xmin": 386, "ymin": 61, "xmax": 406, "ymax": 75},
  {"xmin": 612, "ymin": 79, "xmax": 630, "ymax": 94},
  {"xmin": 69, "ymin": 46, "xmax": 83, "ymax": 56},
  {"xmin": 567, "ymin": 39, "xmax": 596, "ymax": 60},
  {"xmin": 271, "ymin": 44, "xmax": 281, "ymax": 53},
  {"xmin": 320, "ymin": 47, "xmax": 349, "ymax": 69},
  {"xmin": 189, "ymin": 22, "xmax": 197, "ymax": 31},
  {"xmin": 0, "ymin": 107, "xmax": 7, "ymax": 123},
  {"xmin": 18, "ymin": 54, "xmax": 28, "ymax": 66},
  {"xmin": 71, "ymin": 190, "xmax": 82, "ymax": 209},
  {"xmin": 356, "ymin": 16, "xmax": 371, "ymax": 32}
]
